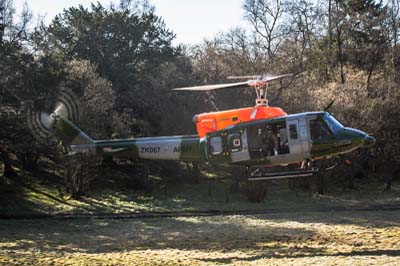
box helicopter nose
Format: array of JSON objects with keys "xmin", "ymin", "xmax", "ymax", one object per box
[{"xmin": 363, "ymin": 134, "xmax": 376, "ymax": 148}]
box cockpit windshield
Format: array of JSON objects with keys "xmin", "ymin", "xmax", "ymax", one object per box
[{"xmin": 324, "ymin": 113, "xmax": 344, "ymax": 133}]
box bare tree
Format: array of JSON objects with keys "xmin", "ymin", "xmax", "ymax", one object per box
[
  {"xmin": 334, "ymin": 0, "xmax": 346, "ymax": 84},
  {"xmin": 386, "ymin": 0, "xmax": 400, "ymax": 82},
  {"xmin": 389, "ymin": 0, "xmax": 400, "ymax": 46},
  {"xmin": 0, "ymin": 0, "xmax": 31, "ymax": 44},
  {"xmin": 283, "ymin": 0, "xmax": 324, "ymax": 72},
  {"xmin": 63, "ymin": 154, "xmax": 100, "ymax": 200},
  {"xmin": 0, "ymin": 0, "xmax": 13, "ymax": 43},
  {"xmin": 327, "ymin": 0, "xmax": 333, "ymax": 77},
  {"xmin": 244, "ymin": 0, "xmax": 286, "ymax": 60}
]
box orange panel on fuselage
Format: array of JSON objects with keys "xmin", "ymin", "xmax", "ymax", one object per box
[{"xmin": 193, "ymin": 106, "xmax": 287, "ymax": 137}]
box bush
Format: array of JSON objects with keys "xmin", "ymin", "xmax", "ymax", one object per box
[
  {"xmin": 241, "ymin": 181, "xmax": 267, "ymax": 203},
  {"xmin": 63, "ymin": 154, "xmax": 101, "ymax": 200}
]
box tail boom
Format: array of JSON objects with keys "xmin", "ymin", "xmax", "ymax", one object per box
[
  {"xmin": 94, "ymin": 135, "xmax": 205, "ymax": 161},
  {"xmin": 54, "ymin": 115, "xmax": 205, "ymax": 161}
]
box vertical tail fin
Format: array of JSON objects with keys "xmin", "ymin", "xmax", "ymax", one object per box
[{"xmin": 53, "ymin": 115, "xmax": 95, "ymax": 153}]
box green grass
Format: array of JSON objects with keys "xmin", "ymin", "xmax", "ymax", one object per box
[
  {"xmin": 2, "ymin": 164, "xmax": 400, "ymax": 265},
  {"xmin": 1, "ymin": 165, "xmax": 400, "ymax": 217}
]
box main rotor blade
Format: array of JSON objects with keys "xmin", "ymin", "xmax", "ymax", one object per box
[
  {"xmin": 227, "ymin": 73, "xmax": 293, "ymax": 82},
  {"xmin": 173, "ymin": 81, "xmax": 250, "ymax": 91},
  {"xmin": 262, "ymin": 73, "xmax": 293, "ymax": 82},
  {"xmin": 227, "ymin": 75, "xmax": 260, "ymax": 80},
  {"xmin": 173, "ymin": 74, "xmax": 293, "ymax": 91}
]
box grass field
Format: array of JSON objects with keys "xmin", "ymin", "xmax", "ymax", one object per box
[
  {"xmin": 1, "ymin": 165, "xmax": 400, "ymax": 265},
  {"xmin": 1, "ymin": 167, "xmax": 400, "ymax": 217},
  {"xmin": 1, "ymin": 210, "xmax": 400, "ymax": 265}
]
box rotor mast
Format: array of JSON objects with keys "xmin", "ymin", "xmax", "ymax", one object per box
[{"xmin": 253, "ymin": 82, "xmax": 269, "ymax": 106}]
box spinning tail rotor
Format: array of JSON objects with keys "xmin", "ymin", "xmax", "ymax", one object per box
[{"xmin": 27, "ymin": 90, "xmax": 92, "ymax": 148}]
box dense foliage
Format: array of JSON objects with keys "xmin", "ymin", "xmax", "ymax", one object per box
[{"xmin": 1, "ymin": 0, "xmax": 400, "ymax": 199}]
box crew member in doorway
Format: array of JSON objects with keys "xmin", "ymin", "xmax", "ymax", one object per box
[{"xmin": 263, "ymin": 126, "xmax": 279, "ymax": 156}]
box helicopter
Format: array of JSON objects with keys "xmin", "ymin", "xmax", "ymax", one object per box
[{"xmin": 30, "ymin": 74, "xmax": 376, "ymax": 180}]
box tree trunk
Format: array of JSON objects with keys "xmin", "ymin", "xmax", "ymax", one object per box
[
  {"xmin": 327, "ymin": 0, "xmax": 332, "ymax": 78},
  {"xmin": 335, "ymin": 2, "xmax": 345, "ymax": 84},
  {"xmin": 316, "ymin": 174, "xmax": 326, "ymax": 195},
  {"xmin": 337, "ymin": 30, "xmax": 345, "ymax": 84},
  {"xmin": 384, "ymin": 174, "xmax": 392, "ymax": 191},
  {"xmin": 367, "ymin": 68, "xmax": 373, "ymax": 91},
  {"xmin": 20, "ymin": 152, "xmax": 39, "ymax": 171},
  {"xmin": 191, "ymin": 162, "xmax": 201, "ymax": 183},
  {"xmin": 0, "ymin": 4, "xmax": 4, "ymax": 44},
  {"xmin": 244, "ymin": 181, "xmax": 267, "ymax": 203},
  {"xmin": 3, "ymin": 160, "xmax": 17, "ymax": 177}
]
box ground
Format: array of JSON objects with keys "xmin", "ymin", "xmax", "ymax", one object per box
[
  {"xmin": 1, "ymin": 210, "xmax": 400, "ymax": 265},
  {"xmin": 1, "ymin": 165, "xmax": 400, "ymax": 265},
  {"xmin": 1, "ymin": 166, "xmax": 400, "ymax": 216}
]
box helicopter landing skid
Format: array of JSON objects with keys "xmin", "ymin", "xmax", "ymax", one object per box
[
  {"xmin": 248, "ymin": 168, "xmax": 318, "ymax": 181},
  {"xmin": 247, "ymin": 161, "xmax": 338, "ymax": 181}
]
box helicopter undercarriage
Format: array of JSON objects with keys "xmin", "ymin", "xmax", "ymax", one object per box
[
  {"xmin": 248, "ymin": 168, "xmax": 318, "ymax": 181},
  {"xmin": 245, "ymin": 160, "xmax": 338, "ymax": 181}
]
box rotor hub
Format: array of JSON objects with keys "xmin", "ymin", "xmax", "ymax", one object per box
[{"xmin": 252, "ymin": 82, "xmax": 269, "ymax": 107}]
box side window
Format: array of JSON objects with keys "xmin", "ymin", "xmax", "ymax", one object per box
[
  {"xmin": 289, "ymin": 124, "xmax": 298, "ymax": 139},
  {"xmin": 210, "ymin": 136, "xmax": 223, "ymax": 155},
  {"xmin": 309, "ymin": 119, "xmax": 331, "ymax": 141}
]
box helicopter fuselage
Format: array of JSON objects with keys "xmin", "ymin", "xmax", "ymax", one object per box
[
  {"xmin": 202, "ymin": 111, "xmax": 374, "ymax": 166},
  {"xmin": 69, "ymin": 111, "xmax": 375, "ymax": 167}
]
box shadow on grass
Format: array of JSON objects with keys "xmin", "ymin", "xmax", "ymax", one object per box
[
  {"xmin": 199, "ymin": 249, "xmax": 400, "ymax": 264},
  {"xmin": 23, "ymin": 184, "xmax": 72, "ymax": 206},
  {"xmin": 0, "ymin": 216, "xmax": 316, "ymax": 255},
  {"xmin": 78, "ymin": 196, "xmax": 140, "ymax": 213},
  {"xmin": 261, "ymin": 209, "xmax": 400, "ymax": 228},
  {"xmin": 2, "ymin": 211, "xmax": 400, "ymax": 263},
  {"xmin": 0, "ymin": 175, "xmax": 44, "ymax": 216}
]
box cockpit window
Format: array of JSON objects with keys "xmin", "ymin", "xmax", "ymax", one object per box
[
  {"xmin": 324, "ymin": 113, "xmax": 344, "ymax": 133},
  {"xmin": 309, "ymin": 118, "xmax": 332, "ymax": 141}
]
